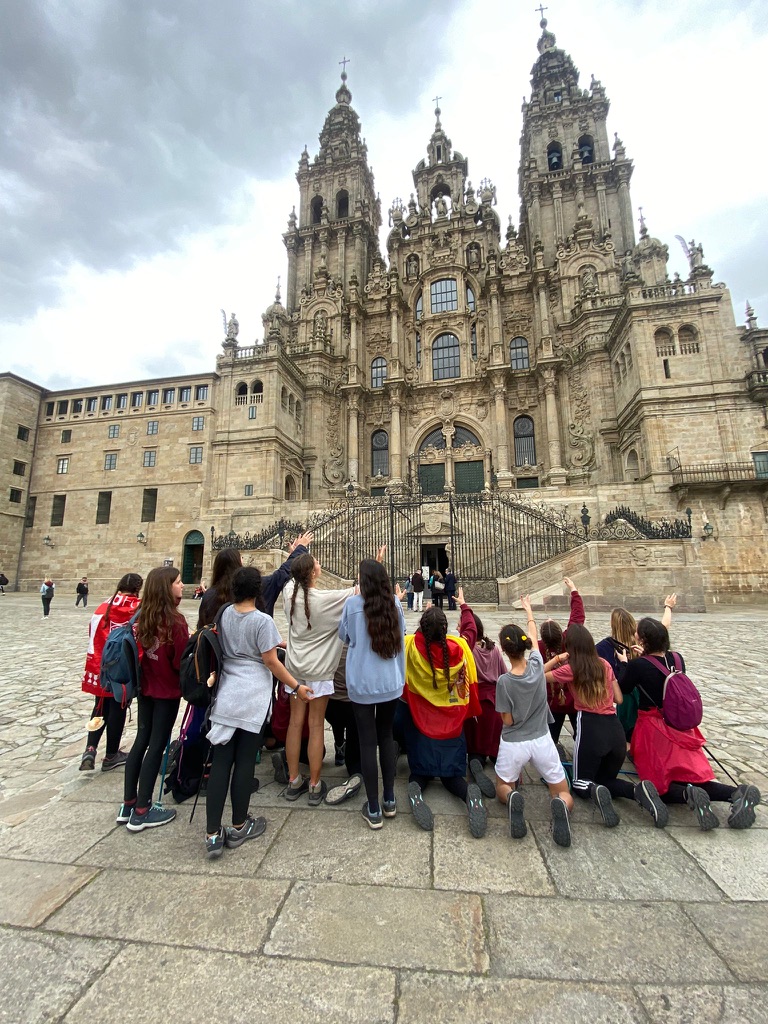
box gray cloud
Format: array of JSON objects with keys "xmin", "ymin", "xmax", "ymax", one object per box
[{"xmin": 0, "ymin": 0, "xmax": 457, "ymax": 319}]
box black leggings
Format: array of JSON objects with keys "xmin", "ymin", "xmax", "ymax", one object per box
[
  {"xmin": 549, "ymin": 710, "xmax": 577, "ymax": 744},
  {"xmin": 87, "ymin": 696, "xmax": 127, "ymax": 758},
  {"xmin": 352, "ymin": 699, "xmax": 398, "ymax": 812},
  {"xmin": 325, "ymin": 700, "xmax": 361, "ymax": 775},
  {"xmin": 663, "ymin": 780, "xmax": 737, "ymax": 805},
  {"xmin": 124, "ymin": 695, "xmax": 180, "ymax": 808},
  {"xmin": 409, "ymin": 772, "xmax": 468, "ymax": 802},
  {"xmin": 206, "ymin": 727, "xmax": 263, "ymax": 834},
  {"xmin": 41, "ymin": 597, "xmax": 52, "ymax": 616},
  {"xmin": 572, "ymin": 711, "xmax": 635, "ymax": 801}
]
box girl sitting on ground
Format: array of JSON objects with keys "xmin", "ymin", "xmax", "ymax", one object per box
[
  {"xmin": 495, "ymin": 596, "xmax": 573, "ymax": 848},
  {"xmin": 464, "ymin": 613, "xmax": 507, "ymax": 800},
  {"xmin": 546, "ymin": 623, "xmax": 667, "ymax": 828}
]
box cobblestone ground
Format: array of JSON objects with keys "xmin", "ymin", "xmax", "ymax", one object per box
[{"xmin": 0, "ymin": 591, "xmax": 766, "ymax": 1023}]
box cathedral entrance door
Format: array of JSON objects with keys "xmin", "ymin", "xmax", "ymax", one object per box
[
  {"xmin": 420, "ymin": 543, "xmax": 448, "ymax": 579},
  {"xmin": 182, "ymin": 530, "xmax": 205, "ymax": 584}
]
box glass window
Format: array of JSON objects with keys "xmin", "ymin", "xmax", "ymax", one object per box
[
  {"xmin": 72, "ymin": 399, "xmax": 83, "ymax": 414},
  {"xmin": 116, "ymin": 393, "xmax": 128, "ymax": 410},
  {"xmin": 104, "ymin": 453, "xmax": 118, "ymax": 471},
  {"xmin": 419, "ymin": 427, "xmax": 446, "ymax": 450},
  {"xmin": 192, "ymin": 416, "xmax": 204, "ymax": 431},
  {"xmin": 57, "ymin": 400, "xmax": 68, "ymax": 415},
  {"xmin": 101, "ymin": 395, "xmax": 112, "ymax": 412},
  {"xmin": 147, "ymin": 420, "xmax": 158, "ymax": 435},
  {"xmin": 432, "ymin": 333, "xmax": 460, "ymax": 381},
  {"xmin": 60, "ymin": 429, "xmax": 72, "ymax": 443},
  {"xmin": 108, "ymin": 424, "xmax": 119, "ymax": 439},
  {"xmin": 96, "ymin": 491, "xmax": 112, "ymax": 525},
  {"xmin": 371, "ymin": 430, "xmax": 389, "ymax": 476},
  {"xmin": 471, "ymin": 322, "xmax": 477, "ymax": 360},
  {"xmin": 516, "ymin": 476, "xmax": 539, "ymax": 489},
  {"xmin": 86, "ymin": 397, "xmax": 97, "ymax": 413},
  {"xmin": 467, "ymin": 286, "xmax": 475, "ymax": 313},
  {"xmin": 131, "ymin": 392, "xmax": 143, "ymax": 408},
  {"xmin": 147, "ymin": 389, "xmax": 159, "ymax": 405},
  {"xmin": 12, "ymin": 461, "xmax": 26, "ymax": 476},
  {"xmin": 195, "ymin": 384, "xmax": 208, "ymax": 401},
  {"xmin": 25, "ymin": 495, "xmax": 36, "ymax": 528},
  {"xmin": 371, "ymin": 357, "xmax": 387, "ymax": 389},
  {"xmin": 56, "ymin": 457, "xmax": 69, "ymax": 475},
  {"xmin": 189, "ymin": 446, "xmax": 203, "ymax": 464},
  {"xmin": 510, "ymin": 336, "xmax": 530, "ymax": 370},
  {"xmin": 248, "ymin": 405, "xmax": 257, "ymax": 420},
  {"xmin": 513, "ymin": 416, "xmax": 536, "ymax": 467},
  {"xmin": 17, "ymin": 425, "xmax": 30, "ymax": 441},
  {"xmin": 162, "ymin": 388, "xmax": 175, "ymax": 403},
  {"xmin": 141, "ymin": 488, "xmax": 158, "ymax": 523},
  {"xmin": 244, "ymin": 484, "xmax": 253, "ymax": 496},
  {"xmin": 452, "ymin": 426, "xmax": 481, "ymax": 447},
  {"xmin": 753, "ymin": 452, "xmax": 768, "ymax": 479},
  {"xmin": 179, "ymin": 386, "xmax": 192, "ymax": 402},
  {"xmin": 415, "ymin": 331, "xmax": 421, "ymax": 368},
  {"xmin": 430, "ymin": 278, "xmax": 458, "ymax": 313},
  {"xmin": 143, "ymin": 450, "xmax": 156, "ymax": 467},
  {"xmin": 419, "ymin": 463, "xmax": 445, "ymax": 495},
  {"xmin": 9, "ymin": 488, "xmax": 22, "ymax": 503},
  {"xmin": 415, "ymin": 294, "xmax": 423, "ymax": 321},
  {"xmin": 454, "ymin": 460, "xmax": 484, "ymax": 493},
  {"xmin": 45, "ymin": 402, "xmax": 55, "ymax": 417},
  {"xmin": 51, "ymin": 494, "xmax": 66, "ymax": 526}
]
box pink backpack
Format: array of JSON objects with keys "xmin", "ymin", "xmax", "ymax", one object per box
[{"xmin": 643, "ymin": 653, "xmax": 703, "ymax": 731}]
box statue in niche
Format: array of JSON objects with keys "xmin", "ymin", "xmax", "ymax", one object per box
[
  {"xmin": 467, "ymin": 244, "xmax": 480, "ymax": 269},
  {"xmin": 313, "ymin": 310, "xmax": 328, "ymax": 342},
  {"xmin": 581, "ymin": 266, "xmax": 598, "ymax": 294},
  {"xmin": 406, "ymin": 254, "xmax": 419, "ymax": 281},
  {"xmin": 434, "ymin": 194, "xmax": 448, "ymax": 218}
]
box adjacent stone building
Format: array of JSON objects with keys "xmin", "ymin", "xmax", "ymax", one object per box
[{"xmin": 3, "ymin": 20, "xmax": 768, "ymax": 602}]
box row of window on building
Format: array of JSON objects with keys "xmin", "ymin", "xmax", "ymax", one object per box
[
  {"xmin": 23, "ymin": 488, "xmax": 159, "ymax": 529},
  {"xmin": 371, "ymin": 336, "xmax": 530, "ymax": 388},
  {"xmin": 52, "ymin": 446, "xmax": 204, "ymax": 475},
  {"xmin": 43, "ymin": 384, "xmax": 209, "ymax": 419}
]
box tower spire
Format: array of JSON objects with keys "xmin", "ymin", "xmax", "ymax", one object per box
[{"xmin": 335, "ymin": 56, "xmax": 351, "ymax": 106}]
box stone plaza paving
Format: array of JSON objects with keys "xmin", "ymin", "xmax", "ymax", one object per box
[{"xmin": 0, "ymin": 590, "xmax": 766, "ymax": 1023}]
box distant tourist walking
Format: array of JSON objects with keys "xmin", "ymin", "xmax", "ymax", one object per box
[
  {"xmin": 118, "ymin": 566, "xmax": 189, "ymax": 832},
  {"xmin": 0, "ymin": 571, "xmax": 8, "ymax": 593},
  {"xmin": 79, "ymin": 573, "xmax": 143, "ymax": 772},
  {"xmin": 40, "ymin": 577, "xmax": 55, "ymax": 618},
  {"xmin": 411, "ymin": 570, "xmax": 424, "ymax": 612},
  {"xmin": 75, "ymin": 577, "xmax": 89, "ymax": 607}
]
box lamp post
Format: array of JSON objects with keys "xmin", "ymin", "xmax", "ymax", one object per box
[
  {"xmin": 43, "ymin": 535, "xmax": 54, "ymax": 547},
  {"xmin": 136, "ymin": 532, "xmax": 147, "ymax": 545},
  {"xmin": 580, "ymin": 504, "xmax": 591, "ymax": 537}
]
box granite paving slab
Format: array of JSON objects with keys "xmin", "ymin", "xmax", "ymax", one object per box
[
  {"xmin": 44, "ymin": 868, "xmax": 289, "ymax": 954},
  {"xmin": 0, "ymin": 927, "xmax": 120, "ymax": 1024},
  {"xmin": 485, "ymin": 896, "xmax": 733, "ymax": 983},
  {"xmin": 670, "ymin": 827, "xmax": 768, "ymax": 901},
  {"xmin": 397, "ymin": 973, "xmax": 649, "ymax": 1023},
  {"xmin": 683, "ymin": 903, "xmax": 768, "ymax": 982},
  {"xmin": 531, "ymin": 821, "xmax": 724, "ymax": 901},
  {"xmin": 4, "ymin": 799, "xmax": 121, "ymax": 864},
  {"xmin": 636, "ymin": 983, "xmax": 768, "ymax": 1023},
  {"xmin": 0, "ymin": 859, "xmax": 99, "ymax": 927},
  {"xmin": 264, "ymin": 880, "xmax": 489, "ymax": 973},
  {"xmin": 62, "ymin": 944, "xmax": 396, "ymax": 1024}
]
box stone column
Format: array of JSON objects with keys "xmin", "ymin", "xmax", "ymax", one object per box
[
  {"xmin": 483, "ymin": 447, "xmax": 492, "ymax": 490},
  {"xmin": 303, "ymin": 235, "xmax": 313, "ymax": 292},
  {"xmin": 617, "ymin": 170, "xmax": 635, "ymax": 252},
  {"xmin": 347, "ymin": 394, "xmax": 360, "ymax": 484},
  {"xmin": 442, "ymin": 422, "xmax": 455, "ymax": 492},
  {"xmin": 389, "ymin": 386, "xmax": 403, "ymax": 484},
  {"xmin": 286, "ymin": 240, "xmax": 297, "ymax": 313},
  {"xmin": 542, "ymin": 368, "xmax": 567, "ymax": 485},
  {"xmin": 337, "ymin": 230, "xmax": 346, "ymax": 291},
  {"xmin": 490, "ymin": 374, "xmax": 512, "ymax": 487}
]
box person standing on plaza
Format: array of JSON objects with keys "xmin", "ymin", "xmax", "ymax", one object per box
[
  {"xmin": 204, "ymin": 566, "xmax": 304, "ymax": 858},
  {"xmin": 75, "ymin": 577, "xmax": 89, "ymax": 608},
  {"xmin": 40, "ymin": 577, "xmax": 55, "ymax": 618},
  {"xmin": 0, "ymin": 571, "xmax": 8, "ymax": 594},
  {"xmin": 429, "ymin": 569, "xmax": 445, "ymax": 609},
  {"xmin": 282, "ymin": 552, "xmax": 355, "ymax": 804},
  {"xmin": 404, "ymin": 575, "xmax": 414, "ymax": 611},
  {"xmin": 411, "ymin": 569, "xmax": 424, "ymax": 612},
  {"xmin": 118, "ymin": 566, "xmax": 189, "ymax": 832},
  {"xmin": 79, "ymin": 572, "xmax": 143, "ymax": 772},
  {"xmin": 444, "ymin": 568, "xmax": 457, "ymax": 611},
  {"xmin": 338, "ymin": 556, "xmax": 406, "ymax": 829}
]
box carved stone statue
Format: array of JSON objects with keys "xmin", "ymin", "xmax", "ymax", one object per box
[
  {"xmin": 688, "ymin": 239, "xmax": 704, "ymax": 270},
  {"xmin": 581, "ymin": 266, "xmax": 597, "ymax": 294},
  {"xmin": 406, "ymin": 254, "xmax": 419, "ymax": 280},
  {"xmin": 434, "ymin": 194, "xmax": 448, "ymax": 218},
  {"xmin": 226, "ymin": 313, "xmax": 239, "ymax": 340}
]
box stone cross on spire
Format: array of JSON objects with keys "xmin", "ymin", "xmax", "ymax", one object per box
[
  {"xmin": 536, "ymin": 4, "xmax": 548, "ymax": 19},
  {"xmin": 339, "ymin": 55, "xmax": 350, "ymax": 73}
]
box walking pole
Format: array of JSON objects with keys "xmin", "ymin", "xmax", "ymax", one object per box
[
  {"xmin": 703, "ymin": 744, "xmax": 739, "ymax": 786},
  {"xmin": 155, "ymin": 735, "xmax": 173, "ymax": 808},
  {"xmin": 189, "ymin": 742, "xmax": 212, "ymax": 823}
]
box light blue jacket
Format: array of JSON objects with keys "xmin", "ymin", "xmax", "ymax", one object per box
[{"xmin": 338, "ymin": 594, "xmax": 406, "ymax": 704}]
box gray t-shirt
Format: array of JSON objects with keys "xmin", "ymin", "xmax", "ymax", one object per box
[
  {"xmin": 495, "ymin": 650, "xmax": 552, "ymax": 742},
  {"xmin": 209, "ymin": 606, "xmax": 281, "ymax": 740}
]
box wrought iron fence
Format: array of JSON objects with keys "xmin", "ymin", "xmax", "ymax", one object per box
[
  {"xmin": 210, "ymin": 517, "xmax": 306, "ymax": 551},
  {"xmin": 600, "ymin": 505, "xmax": 692, "ymax": 539}
]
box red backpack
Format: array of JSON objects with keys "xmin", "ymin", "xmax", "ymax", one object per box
[{"xmin": 643, "ymin": 653, "xmax": 703, "ymax": 731}]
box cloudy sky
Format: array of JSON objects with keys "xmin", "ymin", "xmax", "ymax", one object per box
[{"xmin": 1, "ymin": 0, "xmax": 765, "ymax": 391}]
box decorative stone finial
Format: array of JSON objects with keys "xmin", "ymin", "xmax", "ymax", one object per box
[
  {"xmin": 638, "ymin": 207, "xmax": 648, "ymax": 238},
  {"xmin": 746, "ymin": 301, "xmax": 758, "ymax": 330},
  {"xmin": 336, "ymin": 57, "xmax": 352, "ymax": 105}
]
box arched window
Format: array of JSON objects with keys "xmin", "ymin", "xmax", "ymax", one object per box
[
  {"xmin": 654, "ymin": 328, "xmax": 675, "ymax": 357},
  {"xmin": 626, "ymin": 449, "xmax": 640, "ymax": 481},
  {"xmin": 250, "ymin": 379, "xmax": 263, "ymax": 396},
  {"xmin": 288, "ymin": 394, "xmax": 295, "ymax": 414},
  {"xmin": 471, "ymin": 322, "xmax": 477, "ymax": 360},
  {"xmin": 466, "ymin": 286, "xmax": 475, "ymax": 313},
  {"xmin": 371, "ymin": 356, "xmax": 387, "ymax": 389},
  {"xmin": 415, "ymin": 293, "xmax": 423, "ymax": 321},
  {"xmin": 547, "ymin": 142, "xmax": 563, "ymax": 171},
  {"xmin": 295, "ymin": 400, "xmax": 302, "ymax": 420},
  {"xmin": 430, "ymin": 278, "xmax": 458, "ymax": 313},
  {"xmin": 336, "ymin": 190, "xmax": 349, "ymax": 219},
  {"xmin": 415, "ymin": 331, "xmax": 421, "ymax": 368},
  {"xmin": 284, "ymin": 475, "xmax": 298, "ymax": 501},
  {"xmin": 310, "ymin": 196, "xmax": 323, "ymax": 225},
  {"xmin": 419, "ymin": 428, "xmax": 446, "ymax": 451},
  {"xmin": 432, "ymin": 333, "xmax": 460, "ymax": 381},
  {"xmin": 510, "ymin": 336, "xmax": 530, "ymax": 370},
  {"xmin": 235, "ymin": 382, "xmax": 248, "ymax": 406},
  {"xmin": 452, "ymin": 426, "xmax": 481, "ymax": 447},
  {"xmin": 513, "ymin": 416, "xmax": 536, "ymax": 467},
  {"xmin": 371, "ymin": 430, "xmax": 389, "ymax": 476},
  {"xmin": 678, "ymin": 325, "xmax": 699, "ymax": 354},
  {"xmin": 578, "ymin": 135, "xmax": 594, "ymax": 164},
  {"xmin": 281, "ymin": 387, "xmax": 288, "ymax": 410}
]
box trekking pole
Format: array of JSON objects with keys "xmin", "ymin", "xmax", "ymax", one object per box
[
  {"xmin": 703, "ymin": 744, "xmax": 739, "ymax": 786},
  {"xmin": 155, "ymin": 735, "xmax": 172, "ymax": 808},
  {"xmin": 189, "ymin": 742, "xmax": 213, "ymax": 823}
]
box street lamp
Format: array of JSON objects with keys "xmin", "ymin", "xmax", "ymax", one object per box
[
  {"xmin": 580, "ymin": 504, "xmax": 591, "ymax": 537},
  {"xmin": 136, "ymin": 532, "xmax": 147, "ymax": 545},
  {"xmin": 43, "ymin": 535, "xmax": 54, "ymax": 547}
]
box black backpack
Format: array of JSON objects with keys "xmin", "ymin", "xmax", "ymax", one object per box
[{"xmin": 179, "ymin": 603, "xmax": 230, "ymax": 707}]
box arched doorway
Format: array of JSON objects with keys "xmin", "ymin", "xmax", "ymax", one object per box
[{"xmin": 182, "ymin": 530, "xmax": 205, "ymax": 584}]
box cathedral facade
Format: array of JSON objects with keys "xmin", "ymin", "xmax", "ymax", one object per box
[{"xmin": 2, "ymin": 21, "xmax": 767, "ymax": 601}]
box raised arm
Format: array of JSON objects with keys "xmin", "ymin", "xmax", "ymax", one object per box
[
  {"xmin": 661, "ymin": 593, "xmax": 677, "ymax": 629},
  {"xmin": 520, "ymin": 594, "xmax": 538, "ymax": 646},
  {"xmin": 456, "ymin": 588, "xmax": 478, "ymax": 648},
  {"xmin": 564, "ymin": 577, "xmax": 585, "ymax": 626}
]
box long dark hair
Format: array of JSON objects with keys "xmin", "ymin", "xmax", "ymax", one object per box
[
  {"xmin": 208, "ymin": 549, "xmax": 243, "ymax": 605},
  {"xmin": 359, "ymin": 559, "xmax": 401, "ymax": 659},
  {"xmin": 419, "ymin": 606, "xmax": 450, "ymax": 688},
  {"xmin": 104, "ymin": 572, "xmax": 143, "ymax": 625},
  {"xmin": 540, "ymin": 618, "xmax": 564, "ymax": 655},
  {"xmin": 472, "ymin": 612, "xmax": 495, "ymax": 651},
  {"xmin": 637, "ymin": 617, "xmax": 670, "ymax": 655},
  {"xmin": 136, "ymin": 566, "xmax": 183, "ymax": 647},
  {"xmin": 564, "ymin": 624, "xmax": 606, "ymax": 709},
  {"xmin": 289, "ymin": 552, "xmax": 315, "ymax": 629}
]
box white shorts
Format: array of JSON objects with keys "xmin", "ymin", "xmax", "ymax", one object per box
[
  {"xmin": 495, "ymin": 734, "xmax": 567, "ymax": 786},
  {"xmin": 284, "ymin": 678, "xmax": 334, "ymax": 699}
]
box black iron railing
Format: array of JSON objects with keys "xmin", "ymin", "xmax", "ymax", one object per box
[
  {"xmin": 602, "ymin": 505, "xmax": 692, "ymax": 539},
  {"xmin": 669, "ymin": 462, "xmax": 764, "ymax": 486}
]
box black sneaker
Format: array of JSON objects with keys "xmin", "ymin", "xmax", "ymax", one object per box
[
  {"xmin": 334, "ymin": 743, "xmax": 346, "ymax": 767},
  {"xmin": 507, "ymin": 789, "xmax": 527, "ymax": 839},
  {"xmin": 308, "ymin": 780, "xmax": 327, "ymax": 807},
  {"xmin": 727, "ymin": 784, "xmax": 761, "ymax": 830},
  {"xmin": 591, "ymin": 784, "xmax": 620, "ymax": 828},
  {"xmin": 205, "ymin": 827, "xmax": 226, "ymax": 859},
  {"xmin": 551, "ymin": 797, "xmax": 572, "ymax": 848},
  {"xmin": 283, "ymin": 775, "xmax": 309, "ymax": 801},
  {"xmin": 225, "ymin": 815, "xmax": 266, "ymax": 848},
  {"xmin": 361, "ymin": 801, "xmax": 384, "ymax": 830},
  {"xmin": 126, "ymin": 804, "xmax": 177, "ymax": 832},
  {"xmin": 79, "ymin": 747, "xmax": 96, "ymax": 771},
  {"xmin": 101, "ymin": 750, "xmax": 128, "ymax": 772},
  {"xmin": 407, "ymin": 781, "xmax": 434, "ymax": 831},
  {"xmin": 382, "ymin": 797, "xmax": 397, "ymax": 818},
  {"xmin": 272, "ymin": 750, "xmax": 289, "ymax": 785},
  {"xmin": 469, "ymin": 758, "xmax": 496, "ymax": 799},
  {"xmin": 685, "ymin": 785, "xmax": 720, "ymax": 831},
  {"xmin": 634, "ymin": 780, "xmax": 668, "ymax": 829},
  {"xmin": 465, "ymin": 783, "xmax": 487, "ymax": 838}
]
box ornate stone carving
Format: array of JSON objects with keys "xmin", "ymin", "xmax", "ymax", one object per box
[
  {"xmin": 568, "ymin": 422, "xmax": 595, "ymax": 469},
  {"xmin": 322, "ymin": 402, "xmax": 346, "ymax": 486}
]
